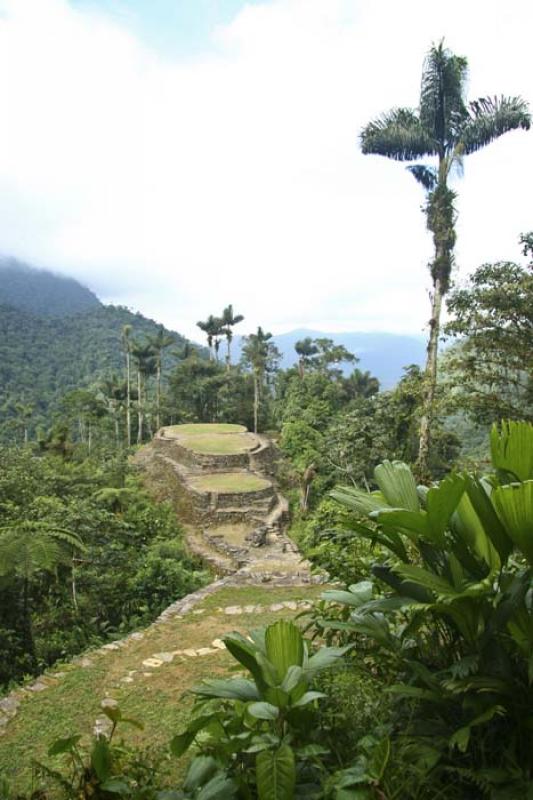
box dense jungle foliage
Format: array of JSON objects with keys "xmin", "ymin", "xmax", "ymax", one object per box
[{"xmin": 0, "ymin": 446, "xmax": 207, "ymax": 689}]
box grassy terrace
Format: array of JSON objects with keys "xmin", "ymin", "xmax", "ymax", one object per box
[
  {"xmin": 165, "ymin": 423, "xmax": 247, "ymax": 436},
  {"xmin": 189, "ymin": 472, "xmax": 270, "ymax": 493},
  {"xmin": 0, "ymin": 584, "xmax": 325, "ymax": 794}
]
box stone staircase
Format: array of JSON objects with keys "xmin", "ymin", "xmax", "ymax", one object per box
[{"xmin": 134, "ymin": 424, "xmax": 317, "ymax": 585}]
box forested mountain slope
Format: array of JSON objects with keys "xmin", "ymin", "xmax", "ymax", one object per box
[
  {"xmin": 0, "ymin": 261, "xmax": 204, "ymax": 434},
  {"xmin": 0, "ymin": 258, "xmax": 101, "ymax": 316}
]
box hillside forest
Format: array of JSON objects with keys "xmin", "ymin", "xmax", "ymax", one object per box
[{"xmin": 0, "ymin": 41, "xmax": 532, "ymax": 800}]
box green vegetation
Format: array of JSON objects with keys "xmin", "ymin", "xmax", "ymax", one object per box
[
  {"xmin": 0, "ymin": 447, "xmax": 206, "ymax": 690},
  {"xmin": 190, "ymin": 473, "xmax": 270, "ymax": 494}
]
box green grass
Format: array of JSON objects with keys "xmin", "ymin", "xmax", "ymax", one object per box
[
  {"xmin": 190, "ymin": 473, "xmax": 270, "ymax": 493},
  {"xmin": 0, "ymin": 585, "xmax": 322, "ymax": 794},
  {"xmin": 165, "ymin": 424, "xmax": 247, "ymax": 436},
  {"xmin": 179, "ymin": 432, "xmax": 258, "ymax": 455}
]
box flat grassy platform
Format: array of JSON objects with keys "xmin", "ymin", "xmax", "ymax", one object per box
[
  {"xmin": 0, "ymin": 584, "xmax": 325, "ymax": 794},
  {"xmin": 165, "ymin": 424, "xmax": 247, "ymax": 436},
  {"xmin": 190, "ymin": 473, "xmax": 270, "ymax": 494},
  {"xmin": 180, "ymin": 432, "xmax": 258, "ymax": 455}
]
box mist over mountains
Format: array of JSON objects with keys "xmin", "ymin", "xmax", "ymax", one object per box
[{"xmin": 0, "ymin": 259, "xmax": 426, "ymax": 397}]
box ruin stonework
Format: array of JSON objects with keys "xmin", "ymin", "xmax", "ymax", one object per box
[{"xmin": 135, "ymin": 424, "xmax": 317, "ymax": 585}]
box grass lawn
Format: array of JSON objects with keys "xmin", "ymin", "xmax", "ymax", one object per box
[
  {"xmin": 190, "ymin": 473, "xmax": 270, "ymax": 494},
  {"xmin": 179, "ymin": 432, "xmax": 258, "ymax": 455},
  {"xmin": 0, "ymin": 585, "xmax": 324, "ymax": 794},
  {"xmin": 165, "ymin": 424, "xmax": 247, "ymax": 436}
]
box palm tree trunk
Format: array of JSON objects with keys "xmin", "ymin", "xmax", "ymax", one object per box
[
  {"xmin": 417, "ymin": 276, "xmax": 443, "ymax": 481},
  {"xmin": 226, "ymin": 335, "xmax": 231, "ymax": 371},
  {"xmin": 126, "ymin": 350, "xmax": 131, "ymax": 447}
]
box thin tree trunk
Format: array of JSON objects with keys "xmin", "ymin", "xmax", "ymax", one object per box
[
  {"xmin": 24, "ymin": 426, "xmax": 28, "ymax": 445},
  {"xmin": 253, "ymin": 373, "xmax": 259, "ymax": 434},
  {"xmin": 126, "ymin": 350, "xmax": 131, "ymax": 446},
  {"xmin": 71, "ymin": 555, "xmax": 78, "ymax": 611},
  {"xmin": 156, "ymin": 361, "xmax": 161, "ymax": 431},
  {"xmin": 22, "ymin": 578, "xmax": 37, "ymax": 670},
  {"xmin": 114, "ymin": 416, "xmax": 120, "ymax": 445},
  {"xmin": 226, "ymin": 336, "xmax": 231, "ymax": 371},
  {"xmin": 417, "ymin": 276, "xmax": 443, "ymax": 482},
  {"xmin": 137, "ymin": 370, "xmax": 143, "ymax": 443}
]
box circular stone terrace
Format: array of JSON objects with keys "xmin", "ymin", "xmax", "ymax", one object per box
[{"xmin": 162, "ymin": 423, "xmax": 259, "ymax": 455}]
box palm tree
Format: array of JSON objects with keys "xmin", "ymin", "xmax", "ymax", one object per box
[
  {"xmin": 131, "ymin": 341, "xmax": 157, "ymax": 443},
  {"xmin": 99, "ymin": 374, "xmax": 126, "ymax": 445},
  {"xmin": 121, "ymin": 325, "xmax": 133, "ymax": 446},
  {"xmin": 197, "ymin": 315, "xmax": 223, "ymax": 361},
  {"xmin": 346, "ymin": 368, "xmax": 380, "ymax": 399},
  {"xmin": 221, "ymin": 305, "xmax": 245, "ymax": 370},
  {"xmin": 0, "ymin": 521, "xmax": 85, "ymax": 668},
  {"xmin": 360, "ymin": 40, "xmax": 530, "ymax": 479},
  {"xmin": 241, "ymin": 327, "xmax": 280, "ymax": 433},
  {"xmin": 147, "ymin": 327, "xmax": 175, "ymax": 431}
]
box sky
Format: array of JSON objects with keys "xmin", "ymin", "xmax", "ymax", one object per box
[{"xmin": 0, "ymin": 0, "xmax": 532, "ymax": 344}]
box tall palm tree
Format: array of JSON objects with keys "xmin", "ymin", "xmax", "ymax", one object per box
[
  {"xmin": 131, "ymin": 341, "xmax": 157, "ymax": 443},
  {"xmin": 0, "ymin": 521, "xmax": 85, "ymax": 667},
  {"xmin": 121, "ymin": 325, "xmax": 133, "ymax": 446},
  {"xmin": 241, "ymin": 327, "xmax": 280, "ymax": 433},
  {"xmin": 221, "ymin": 305, "xmax": 245, "ymax": 370},
  {"xmin": 196, "ymin": 315, "xmax": 223, "ymax": 361},
  {"xmin": 360, "ymin": 40, "xmax": 530, "ymax": 479},
  {"xmin": 147, "ymin": 327, "xmax": 175, "ymax": 431}
]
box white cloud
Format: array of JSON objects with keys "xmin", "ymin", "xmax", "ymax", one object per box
[{"xmin": 0, "ymin": 0, "xmax": 532, "ymax": 342}]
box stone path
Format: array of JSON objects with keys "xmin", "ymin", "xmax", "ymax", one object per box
[{"xmin": 0, "ymin": 576, "xmax": 313, "ymax": 740}]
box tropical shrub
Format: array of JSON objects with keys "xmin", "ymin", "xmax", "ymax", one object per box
[
  {"xmin": 321, "ymin": 420, "xmax": 533, "ymax": 798},
  {"xmin": 172, "ymin": 619, "xmax": 348, "ymax": 798}
]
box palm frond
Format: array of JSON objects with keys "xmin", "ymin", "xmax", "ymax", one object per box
[
  {"xmin": 419, "ymin": 41, "xmax": 468, "ymax": 146},
  {"xmin": 407, "ymin": 164, "xmax": 438, "ymax": 191},
  {"xmin": 360, "ymin": 107, "xmax": 437, "ymax": 161},
  {"xmin": 460, "ymin": 95, "xmax": 531, "ymax": 155}
]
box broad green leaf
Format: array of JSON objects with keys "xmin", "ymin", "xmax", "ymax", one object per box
[
  {"xmin": 183, "ymin": 757, "xmax": 218, "ymax": 793},
  {"xmin": 374, "ymin": 460, "xmax": 419, "ymax": 511},
  {"xmin": 452, "ymin": 489, "xmax": 500, "ymax": 570},
  {"xmin": 193, "ymin": 678, "xmax": 259, "ymax": 701},
  {"xmin": 450, "ymin": 705, "xmax": 504, "ymax": 753},
  {"xmin": 280, "ymin": 665, "xmax": 305, "ymax": 694},
  {"xmin": 91, "ymin": 738, "xmax": 112, "ymax": 782},
  {"xmin": 321, "ymin": 585, "xmax": 370, "ymax": 608},
  {"xmin": 492, "ymin": 481, "xmax": 533, "ymax": 565},
  {"xmin": 491, "ymin": 420, "xmax": 533, "ymax": 482},
  {"xmin": 170, "ymin": 731, "xmax": 195, "ymax": 757},
  {"xmin": 248, "ymin": 702, "xmax": 279, "ymax": 720},
  {"xmin": 291, "ymin": 690, "xmax": 326, "ymax": 708},
  {"xmin": 223, "ymin": 633, "xmax": 267, "ymax": 691},
  {"xmin": 393, "ymin": 564, "xmax": 456, "ymax": 598},
  {"xmin": 256, "ymin": 744, "xmax": 296, "ymax": 800},
  {"xmin": 372, "ymin": 508, "xmax": 428, "ymax": 539},
  {"xmin": 265, "ymin": 620, "xmax": 304, "ymax": 677},
  {"xmin": 425, "ymin": 474, "xmax": 465, "ymax": 545},
  {"xmin": 304, "ymin": 644, "xmax": 350, "ymax": 677},
  {"xmin": 265, "ymin": 687, "xmax": 289, "ymax": 708},
  {"xmin": 47, "ymin": 735, "xmax": 81, "ymax": 757},
  {"xmin": 463, "ymin": 475, "xmax": 512, "ymax": 562},
  {"xmin": 331, "ymin": 486, "xmax": 390, "ymax": 516},
  {"xmin": 197, "ymin": 773, "xmax": 238, "ymax": 800}
]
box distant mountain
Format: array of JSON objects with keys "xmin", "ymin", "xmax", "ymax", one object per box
[
  {"xmin": 0, "ymin": 259, "xmax": 203, "ymax": 433},
  {"xmin": 235, "ymin": 329, "xmax": 427, "ymax": 388},
  {"xmin": 0, "ymin": 257, "xmax": 101, "ymax": 316}
]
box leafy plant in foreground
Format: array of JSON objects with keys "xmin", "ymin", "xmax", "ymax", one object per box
[
  {"xmin": 325, "ymin": 420, "xmax": 533, "ymax": 797},
  {"xmin": 172, "ymin": 619, "xmax": 348, "ymax": 799}
]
